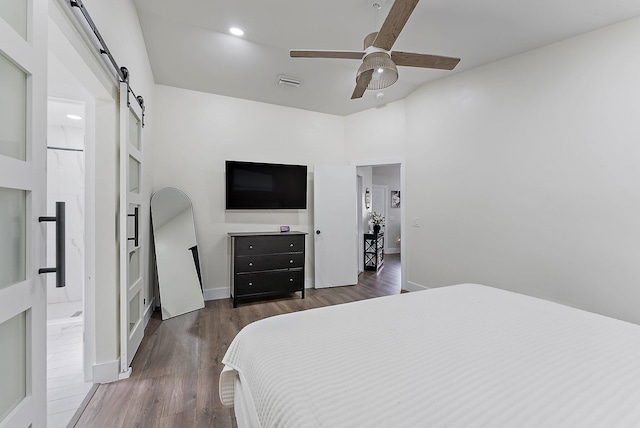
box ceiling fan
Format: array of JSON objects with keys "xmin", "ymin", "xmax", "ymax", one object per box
[{"xmin": 290, "ymin": 0, "xmax": 460, "ymax": 99}]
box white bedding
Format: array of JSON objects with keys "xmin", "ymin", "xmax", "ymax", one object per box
[{"xmin": 220, "ymin": 284, "xmax": 640, "ymax": 427}]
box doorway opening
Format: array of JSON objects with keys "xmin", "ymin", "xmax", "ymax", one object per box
[
  {"xmin": 45, "ymin": 15, "xmax": 103, "ymax": 423},
  {"xmin": 355, "ymin": 162, "xmax": 404, "ymax": 291},
  {"xmin": 45, "ymin": 96, "xmax": 93, "ymax": 427}
]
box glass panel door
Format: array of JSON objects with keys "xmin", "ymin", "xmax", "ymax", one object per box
[
  {"xmin": 0, "ymin": 0, "xmax": 48, "ymax": 426},
  {"xmin": 119, "ymin": 82, "xmax": 145, "ymax": 373},
  {"xmin": 0, "ymin": 53, "xmax": 27, "ymax": 160},
  {"xmin": 0, "ymin": 311, "xmax": 26, "ymax": 421},
  {"xmin": 0, "ymin": 0, "xmax": 27, "ymax": 39},
  {"xmin": 0, "ymin": 188, "xmax": 26, "ymax": 288}
]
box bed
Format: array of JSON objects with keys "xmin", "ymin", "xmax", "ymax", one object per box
[{"xmin": 219, "ymin": 284, "xmax": 640, "ymax": 427}]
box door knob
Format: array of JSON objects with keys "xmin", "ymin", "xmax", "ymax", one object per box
[{"xmin": 316, "ymin": 230, "xmax": 321, "ymax": 234}]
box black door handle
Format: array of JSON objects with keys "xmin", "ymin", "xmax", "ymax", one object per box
[
  {"xmin": 128, "ymin": 206, "xmax": 139, "ymax": 247},
  {"xmin": 316, "ymin": 230, "xmax": 321, "ymax": 235},
  {"xmin": 39, "ymin": 202, "xmax": 66, "ymax": 287}
]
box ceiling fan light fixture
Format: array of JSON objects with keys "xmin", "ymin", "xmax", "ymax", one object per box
[{"xmin": 357, "ymin": 52, "xmax": 398, "ymax": 90}]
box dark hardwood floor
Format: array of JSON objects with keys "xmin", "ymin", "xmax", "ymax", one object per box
[{"xmin": 74, "ymin": 254, "xmax": 401, "ymax": 427}]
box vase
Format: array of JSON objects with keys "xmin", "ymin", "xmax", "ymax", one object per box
[{"xmin": 373, "ymin": 224, "xmax": 381, "ymax": 234}]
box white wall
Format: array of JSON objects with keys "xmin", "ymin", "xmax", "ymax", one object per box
[
  {"xmin": 345, "ymin": 100, "xmax": 406, "ymax": 162},
  {"xmin": 404, "ymin": 17, "xmax": 640, "ymax": 324},
  {"xmin": 151, "ymin": 85, "xmax": 345, "ymax": 295}
]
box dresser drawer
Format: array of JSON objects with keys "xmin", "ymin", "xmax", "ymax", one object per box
[
  {"xmin": 235, "ymin": 253, "xmax": 304, "ymax": 273},
  {"xmin": 234, "ymin": 234, "xmax": 304, "ymax": 256},
  {"xmin": 235, "ymin": 269, "xmax": 304, "ymax": 296}
]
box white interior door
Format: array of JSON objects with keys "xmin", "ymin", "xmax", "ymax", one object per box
[
  {"xmin": 119, "ymin": 82, "xmax": 145, "ymax": 374},
  {"xmin": 314, "ymin": 165, "xmax": 358, "ymax": 288},
  {"xmin": 0, "ymin": 0, "xmax": 48, "ymax": 426}
]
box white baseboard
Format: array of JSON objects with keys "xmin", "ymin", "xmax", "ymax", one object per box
[
  {"xmin": 118, "ymin": 367, "xmax": 132, "ymax": 380},
  {"xmin": 92, "ymin": 359, "xmax": 120, "ymax": 384},
  {"xmin": 305, "ymin": 277, "xmax": 314, "ymax": 289},
  {"xmin": 405, "ymin": 281, "xmax": 430, "ymax": 292},
  {"xmin": 203, "ymin": 287, "xmax": 230, "ymax": 301},
  {"xmin": 143, "ymin": 301, "xmax": 153, "ymax": 329}
]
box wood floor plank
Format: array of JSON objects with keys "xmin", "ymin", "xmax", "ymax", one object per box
[{"xmin": 74, "ymin": 255, "xmax": 401, "ymax": 427}]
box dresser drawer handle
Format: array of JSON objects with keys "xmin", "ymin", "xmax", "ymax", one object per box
[
  {"xmin": 248, "ymin": 282, "xmax": 253, "ymax": 286},
  {"xmin": 289, "ymin": 259, "xmax": 294, "ymax": 264},
  {"xmin": 248, "ymin": 245, "xmax": 253, "ymax": 249},
  {"xmin": 248, "ymin": 262, "xmax": 253, "ymax": 266},
  {"xmin": 289, "ymin": 278, "xmax": 294, "ymax": 282},
  {"xmin": 289, "ymin": 243, "xmax": 294, "ymax": 247}
]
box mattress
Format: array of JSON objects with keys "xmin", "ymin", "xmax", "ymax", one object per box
[{"xmin": 220, "ymin": 284, "xmax": 640, "ymax": 427}]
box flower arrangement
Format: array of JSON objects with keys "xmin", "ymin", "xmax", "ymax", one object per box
[{"xmin": 370, "ymin": 211, "xmax": 385, "ymax": 225}]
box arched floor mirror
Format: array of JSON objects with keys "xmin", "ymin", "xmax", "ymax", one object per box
[{"xmin": 151, "ymin": 187, "xmax": 204, "ymax": 320}]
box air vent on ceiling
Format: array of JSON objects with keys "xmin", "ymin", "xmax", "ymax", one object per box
[{"xmin": 277, "ymin": 75, "xmax": 302, "ymax": 87}]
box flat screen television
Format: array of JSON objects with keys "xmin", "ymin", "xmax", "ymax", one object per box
[{"xmin": 225, "ymin": 161, "xmax": 308, "ymax": 209}]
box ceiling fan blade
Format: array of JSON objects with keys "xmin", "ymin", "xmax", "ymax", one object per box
[
  {"xmin": 391, "ymin": 51, "xmax": 460, "ymax": 70},
  {"xmin": 351, "ymin": 69, "xmax": 374, "ymax": 99},
  {"xmin": 290, "ymin": 50, "xmax": 364, "ymax": 60},
  {"xmin": 373, "ymin": 0, "xmax": 420, "ymax": 51},
  {"xmin": 351, "ymin": 85, "xmax": 367, "ymax": 99}
]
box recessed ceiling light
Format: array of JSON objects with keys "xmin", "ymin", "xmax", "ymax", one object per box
[
  {"xmin": 229, "ymin": 27, "xmax": 244, "ymax": 36},
  {"xmin": 66, "ymin": 114, "xmax": 82, "ymax": 120}
]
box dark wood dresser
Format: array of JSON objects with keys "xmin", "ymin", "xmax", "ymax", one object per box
[{"xmin": 228, "ymin": 231, "xmax": 306, "ymax": 307}]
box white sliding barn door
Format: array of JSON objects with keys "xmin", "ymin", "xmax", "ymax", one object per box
[
  {"xmin": 0, "ymin": 0, "xmax": 48, "ymax": 426},
  {"xmin": 119, "ymin": 82, "xmax": 145, "ymax": 374},
  {"xmin": 314, "ymin": 165, "xmax": 358, "ymax": 288}
]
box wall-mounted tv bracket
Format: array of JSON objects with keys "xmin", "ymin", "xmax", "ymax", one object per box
[{"xmin": 39, "ymin": 202, "xmax": 66, "ymax": 287}]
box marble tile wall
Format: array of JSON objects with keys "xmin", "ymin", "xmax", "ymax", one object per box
[{"xmin": 47, "ymin": 125, "xmax": 85, "ymax": 305}]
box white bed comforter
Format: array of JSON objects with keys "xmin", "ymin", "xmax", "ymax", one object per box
[{"xmin": 220, "ymin": 284, "xmax": 640, "ymax": 427}]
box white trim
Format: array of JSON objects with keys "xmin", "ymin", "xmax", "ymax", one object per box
[
  {"xmin": 143, "ymin": 300, "xmax": 153, "ymax": 327},
  {"xmin": 0, "ymin": 18, "xmax": 37, "ymax": 73},
  {"xmin": 83, "ymin": 96, "xmax": 96, "ymax": 382},
  {"xmin": 405, "ymin": 281, "xmax": 429, "ymax": 292},
  {"xmin": 92, "ymin": 359, "xmax": 120, "ymax": 384},
  {"xmin": 118, "ymin": 367, "xmax": 132, "ymax": 380},
  {"xmin": 0, "ymin": 280, "xmax": 32, "ymax": 324},
  {"xmin": 0, "ymin": 157, "xmax": 34, "ymax": 190}
]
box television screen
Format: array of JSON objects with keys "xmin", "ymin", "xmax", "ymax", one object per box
[{"xmin": 225, "ymin": 161, "xmax": 308, "ymax": 209}]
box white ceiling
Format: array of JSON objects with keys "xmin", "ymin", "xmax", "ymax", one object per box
[{"xmin": 132, "ymin": 0, "xmax": 640, "ymax": 116}]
